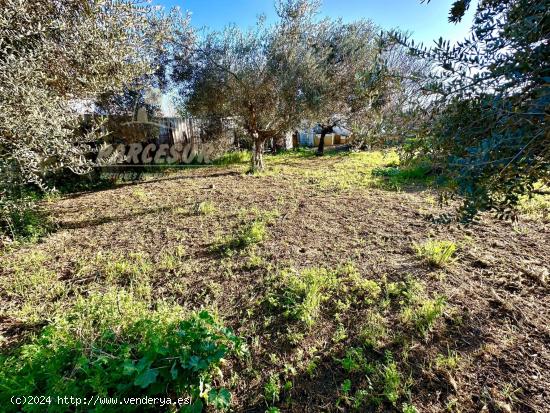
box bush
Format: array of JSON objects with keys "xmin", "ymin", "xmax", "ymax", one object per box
[
  {"xmin": 395, "ymin": 0, "xmax": 549, "ymax": 219},
  {"xmin": 0, "ymin": 292, "xmax": 246, "ymax": 412}
]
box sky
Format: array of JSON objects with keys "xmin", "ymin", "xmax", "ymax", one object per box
[{"xmin": 155, "ymin": 0, "xmax": 478, "ymax": 46}]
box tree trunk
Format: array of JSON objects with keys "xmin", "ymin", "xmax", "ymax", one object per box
[
  {"xmin": 251, "ymin": 136, "xmax": 265, "ymax": 172},
  {"xmin": 316, "ymin": 126, "xmax": 332, "ymax": 156}
]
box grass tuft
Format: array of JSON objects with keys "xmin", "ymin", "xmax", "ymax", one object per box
[
  {"xmin": 195, "ymin": 200, "xmax": 217, "ymax": 215},
  {"xmin": 414, "ymin": 239, "xmax": 457, "ymax": 267}
]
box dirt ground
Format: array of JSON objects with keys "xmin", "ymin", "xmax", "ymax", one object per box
[{"xmin": 1, "ymin": 151, "xmax": 549, "ymax": 412}]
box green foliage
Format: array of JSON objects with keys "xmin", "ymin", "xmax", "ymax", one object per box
[
  {"xmin": 402, "ymin": 296, "xmax": 446, "ymax": 336},
  {"xmin": 264, "ymin": 374, "xmax": 281, "ymax": 405},
  {"xmin": 0, "ymin": 291, "xmax": 245, "ymax": 412},
  {"xmin": 267, "ymin": 268, "xmax": 337, "ymax": 327},
  {"xmin": 195, "ymin": 201, "xmax": 217, "ymax": 215},
  {"xmin": 518, "ymin": 189, "xmax": 550, "ymax": 222},
  {"xmin": 402, "ymin": 403, "xmax": 419, "ymax": 413},
  {"xmin": 414, "ymin": 240, "xmax": 457, "ymax": 267},
  {"xmin": 372, "ymin": 163, "xmax": 434, "ymax": 189},
  {"xmin": 434, "ymin": 349, "xmax": 460, "ymax": 371},
  {"xmin": 339, "ymin": 349, "xmax": 404, "ymax": 409},
  {"xmin": 384, "ymin": 276, "xmax": 424, "ymax": 306},
  {"xmin": 76, "ymin": 252, "xmax": 154, "ymax": 290},
  {"xmin": 213, "ymin": 151, "xmax": 252, "ymax": 166},
  {"xmin": 216, "ymin": 220, "xmax": 268, "ymax": 254},
  {"xmin": 341, "ymin": 347, "xmax": 369, "ymax": 374},
  {"xmin": 382, "ymin": 356, "xmax": 401, "ymax": 405},
  {"xmin": 360, "ymin": 311, "xmax": 388, "ymax": 349},
  {"xmin": 0, "ymin": 251, "xmax": 64, "ymax": 322},
  {"xmin": 395, "ymin": 0, "xmax": 549, "ymax": 219},
  {"xmin": 0, "ymin": 202, "xmax": 51, "ymax": 243}
]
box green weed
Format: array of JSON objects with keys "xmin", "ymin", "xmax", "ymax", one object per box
[
  {"xmin": 1, "ymin": 203, "xmax": 52, "ymax": 243},
  {"xmin": 339, "ymin": 349, "xmax": 405, "ymax": 409},
  {"xmin": 402, "ymin": 296, "xmax": 446, "ymax": 336},
  {"xmin": 360, "ymin": 311, "xmax": 388, "ymax": 349},
  {"xmin": 268, "ymin": 267, "xmax": 337, "ymax": 327},
  {"xmin": 414, "ymin": 240, "xmax": 457, "ymax": 267},
  {"xmin": 0, "ymin": 290, "xmax": 245, "ymax": 412},
  {"xmin": 103, "ymin": 252, "xmax": 153, "ymax": 286},
  {"xmin": 372, "ymin": 163, "xmax": 433, "ymax": 190},
  {"xmin": 1, "ymin": 251, "xmax": 64, "ymax": 322},
  {"xmin": 382, "ymin": 355, "xmax": 401, "ymax": 405},
  {"xmin": 131, "ymin": 188, "xmax": 148, "ymax": 201},
  {"xmin": 215, "ymin": 219, "xmax": 268, "ymax": 254},
  {"xmin": 435, "ymin": 349, "xmax": 460, "ymax": 371},
  {"xmin": 195, "ymin": 200, "xmax": 217, "ymax": 215},
  {"xmin": 264, "ymin": 374, "xmax": 281, "ymax": 405},
  {"xmin": 402, "ymin": 403, "xmax": 419, "ymax": 413}
]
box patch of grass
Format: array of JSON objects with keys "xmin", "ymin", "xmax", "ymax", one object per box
[
  {"xmin": 382, "ymin": 355, "xmax": 402, "ymax": 406},
  {"xmin": 76, "ymin": 251, "xmax": 153, "ymax": 292},
  {"xmin": 267, "ymin": 267, "xmax": 337, "ymax": 327},
  {"xmin": 131, "ymin": 188, "xmax": 148, "ymax": 201},
  {"xmin": 414, "ymin": 239, "xmax": 457, "ymax": 267},
  {"xmin": 245, "ymin": 248, "xmax": 266, "ymax": 269},
  {"xmin": 338, "ymin": 349, "xmax": 404, "ymax": 409},
  {"xmin": 341, "ymin": 347, "xmax": 370, "ymax": 374},
  {"xmin": 159, "ymin": 249, "xmax": 179, "ymax": 271},
  {"xmin": 214, "ymin": 219, "xmax": 268, "ymax": 254},
  {"xmin": 264, "ymin": 374, "xmax": 281, "ymax": 405},
  {"xmin": 213, "ymin": 150, "xmax": 251, "ymax": 166},
  {"xmin": 434, "ymin": 349, "xmax": 460, "ymax": 371},
  {"xmin": 0, "ymin": 200, "xmax": 52, "ymax": 244},
  {"xmin": 261, "ymin": 150, "xmax": 400, "ymax": 191},
  {"xmin": 0, "ymin": 290, "xmax": 245, "ymax": 412},
  {"xmin": 402, "ymin": 403, "xmax": 419, "ymax": 413},
  {"xmin": 384, "ymin": 276, "xmax": 424, "ymax": 306},
  {"xmin": 518, "ymin": 190, "xmax": 550, "ymax": 221},
  {"xmin": 402, "ymin": 296, "xmax": 446, "ymax": 336},
  {"xmin": 103, "ymin": 252, "xmax": 153, "ymax": 286},
  {"xmin": 195, "ymin": 200, "xmax": 217, "ymax": 215},
  {"xmin": 0, "ymin": 251, "xmax": 64, "ymax": 322},
  {"xmin": 360, "ymin": 311, "xmax": 388, "ymax": 349},
  {"xmin": 266, "ymin": 147, "xmax": 316, "ymax": 160},
  {"xmin": 337, "ymin": 263, "xmax": 382, "ymax": 303},
  {"xmin": 372, "ymin": 163, "xmax": 433, "ymax": 190}
]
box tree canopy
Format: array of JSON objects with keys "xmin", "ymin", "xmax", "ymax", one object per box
[{"xmin": 396, "ymin": 0, "xmax": 549, "ymax": 219}]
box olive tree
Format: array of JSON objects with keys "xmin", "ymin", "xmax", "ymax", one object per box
[
  {"xmin": 298, "ymin": 19, "xmax": 382, "ymax": 155},
  {"xmin": 177, "ymin": 0, "xmax": 319, "ymax": 171},
  {"xmin": 286, "ymin": 15, "xmax": 415, "ymax": 156},
  {"xmin": 0, "ymin": 0, "xmax": 189, "ymax": 237},
  {"xmin": 396, "ymin": 0, "xmax": 549, "ymax": 219}
]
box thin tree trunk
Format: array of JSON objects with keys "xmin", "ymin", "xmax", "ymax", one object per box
[
  {"xmin": 317, "ymin": 127, "xmax": 331, "ymax": 156},
  {"xmin": 251, "ymin": 136, "xmax": 265, "ymax": 172}
]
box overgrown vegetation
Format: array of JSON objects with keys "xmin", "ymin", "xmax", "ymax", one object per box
[
  {"xmin": 1, "ymin": 0, "xmax": 549, "ymax": 412},
  {"xmin": 395, "ymin": 0, "xmax": 549, "ymax": 219},
  {"xmin": 0, "ymin": 291, "xmax": 245, "ymax": 412},
  {"xmin": 0, "ymin": 151, "xmax": 547, "ymax": 411}
]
